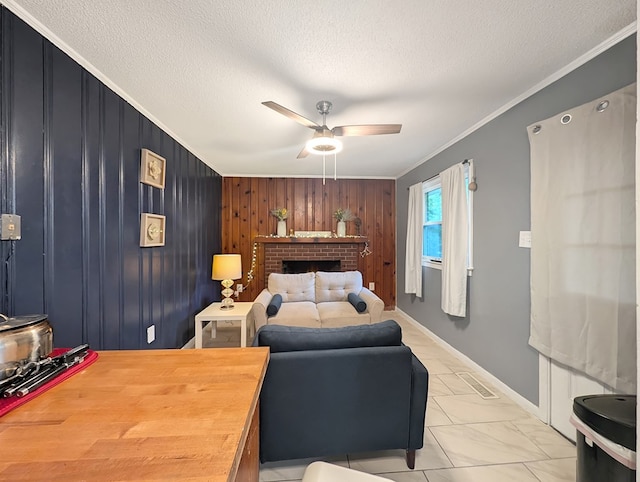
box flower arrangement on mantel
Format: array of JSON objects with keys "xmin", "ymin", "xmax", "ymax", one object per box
[
  {"xmin": 333, "ymin": 208, "xmax": 354, "ymax": 222},
  {"xmin": 270, "ymin": 208, "xmax": 288, "ymax": 221}
]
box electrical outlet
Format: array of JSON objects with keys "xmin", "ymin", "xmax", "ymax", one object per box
[
  {"xmin": 369, "ymin": 282, "xmax": 375, "ymax": 291},
  {"xmin": 236, "ymin": 283, "xmax": 243, "ymax": 293},
  {"xmin": 147, "ymin": 325, "xmax": 155, "ymax": 344}
]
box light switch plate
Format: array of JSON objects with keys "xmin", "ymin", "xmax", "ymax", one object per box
[
  {"xmin": 519, "ymin": 231, "xmax": 531, "ymax": 248},
  {"xmin": 1, "ymin": 214, "xmax": 21, "ymax": 240}
]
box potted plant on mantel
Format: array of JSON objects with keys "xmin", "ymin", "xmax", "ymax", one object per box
[
  {"xmin": 333, "ymin": 208, "xmax": 354, "ymax": 237},
  {"xmin": 271, "ymin": 208, "xmax": 289, "ymax": 237}
]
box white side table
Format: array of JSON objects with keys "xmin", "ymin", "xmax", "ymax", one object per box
[{"xmin": 195, "ymin": 302, "xmax": 254, "ymax": 349}]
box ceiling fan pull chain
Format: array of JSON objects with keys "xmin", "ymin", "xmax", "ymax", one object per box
[
  {"xmin": 323, "ymin": 154, "xmax": 326, "ymax": 185},
  {"xmin": 334, "ymin": 153, "xmax": 337, "ymax": 181}
]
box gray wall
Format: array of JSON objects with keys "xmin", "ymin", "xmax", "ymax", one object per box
[{"xmin": 396, "ymin": 34, "xmax": 636, "ymax": 405}]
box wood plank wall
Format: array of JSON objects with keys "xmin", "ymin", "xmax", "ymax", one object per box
[
  {"xmin": 222, "ymin": 177, "xmax": 396, "ymax": 308},
  {"xmin": 0, "ymin": 10, "xmax": 221, "ymax": 349}
]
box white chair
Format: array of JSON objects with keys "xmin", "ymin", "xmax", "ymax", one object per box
[{"xmin": 301, "ymin": 462, "xmax": 393, "ymax": 482}]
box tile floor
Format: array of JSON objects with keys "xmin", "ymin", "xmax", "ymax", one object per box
[{"xmin": 200, "ymin": 311, "xmax": 577, "ymax": 482}]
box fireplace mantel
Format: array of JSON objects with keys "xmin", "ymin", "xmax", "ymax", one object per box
[{"xmin": 254, "ymin": 236, "xmax": 369, "ymax": 244}]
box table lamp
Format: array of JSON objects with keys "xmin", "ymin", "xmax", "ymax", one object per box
[{"xmin": 212, "ymin": 254, "xmax": 242, "ymax": 310}]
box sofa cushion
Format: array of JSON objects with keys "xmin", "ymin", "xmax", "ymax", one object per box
[
  {"xmin": 268, "ymin": 272, "xmax": 316, "ymax": 303},
  {"xmin": 266, "ymin": 294, "xmax": 283, "ymax": 316},
  {"xmin": 264, "ymin": 301, "xmax": 320, "ymax": 328},
  {"xmin": 315, "ymin": 271, "xmax": 363, "ymax": 303},
  {"xmin": 253, "ymin": 319, "xmax": 401, "ymax": 353},
  {"xmin": 347, "ymin": 292, "xmax": 367, "ymax": 312},
  {"xmin": 317, "ymin": 302, "xmax": 370, "ymax": 328}
]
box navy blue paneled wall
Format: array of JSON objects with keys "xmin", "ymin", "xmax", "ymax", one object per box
[{"xmin": 0, "ymin": 9, "xmax": 222, "ymax": 349}]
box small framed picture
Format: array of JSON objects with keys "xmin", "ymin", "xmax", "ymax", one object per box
[
  {"xmin": 140, "ymin": 149, "xmax": 166, "ymax": 189},
  {"xmin": 140, "ymin": 213, "xmax": 166, "ymax": 247}
]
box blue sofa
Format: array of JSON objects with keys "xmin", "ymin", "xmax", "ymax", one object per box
[{"xmin": 253, "ymin": 320, "xmax": 429, "ymax": 469}]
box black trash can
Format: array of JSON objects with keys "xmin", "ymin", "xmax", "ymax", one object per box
[{"xmin": 571, "ymin": 395, "xmax": 636, "ymax": 482}]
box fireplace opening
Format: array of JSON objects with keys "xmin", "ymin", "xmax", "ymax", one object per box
[{"xmin": 282, "ymin": 260, "xmax": 341, "ymax": 274}]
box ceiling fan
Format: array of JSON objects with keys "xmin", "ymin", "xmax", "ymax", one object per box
[{"xmin": 262, "ymin": 100, "xmax": 402, "ymax": 159}]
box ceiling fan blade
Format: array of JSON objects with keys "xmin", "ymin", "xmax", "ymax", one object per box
[
  {"xmin": 297, "ymin": 146, "xmax": 310, "ymax": 159},
  {"xmin": 262, "ymin": 101, "xmax": 320, "ymax": 129},
  {"xmin": 333, "ymin": 124, "xmax": 402, "ymax": 136}
]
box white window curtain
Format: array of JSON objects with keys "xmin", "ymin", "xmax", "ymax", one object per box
[
  {"xmin": 405, "ymin": 182, "xmax": 423, "ymax": 297},
  {"xmin": 440, "ymin": 164, "xmax": 468, "ymax": 317},
  {"xmin": 529, "ymin": 83, "xmax": 636, "ymax": 392}
]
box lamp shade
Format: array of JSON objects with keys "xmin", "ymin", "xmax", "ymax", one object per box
[{"xmin": 212, "ymin": 254, "xmax": 242, "ymax": 281}]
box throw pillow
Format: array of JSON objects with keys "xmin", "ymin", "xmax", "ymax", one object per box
[
  {"xmin": 347, "ymin": 292, "xmax": 367, "ymax": 313},
  {"xmin": 266, "ymin": 294, "xmax": 283, "ymax": 317}
]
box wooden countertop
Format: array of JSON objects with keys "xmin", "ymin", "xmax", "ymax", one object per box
[{"xmin": 0, "ymin": 348, "xmax": 270, "ymax": 481}]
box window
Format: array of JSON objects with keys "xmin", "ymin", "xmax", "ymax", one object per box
[
  {"xmin": 422, "ymin": 177, "xmax": 442, "ymax": 265},
  {"xmin": 422, "ymin": 165, "xmax": 473, "ymax": 270}
]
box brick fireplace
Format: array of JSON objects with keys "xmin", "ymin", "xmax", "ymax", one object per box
[{"xmin": 255, "ymin": 236, "xmax": 368, "ymax": 280}]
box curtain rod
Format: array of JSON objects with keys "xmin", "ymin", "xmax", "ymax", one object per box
[{"xmin": 407, "ymin": 159, "xmax": 471, "ymax": 189}]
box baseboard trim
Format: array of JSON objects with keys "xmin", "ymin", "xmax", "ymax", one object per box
[{"xmin": 394, "ymin": 308, "xmax": 543, "ymax": 420}]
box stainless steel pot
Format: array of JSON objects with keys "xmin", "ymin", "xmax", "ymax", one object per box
[{"xmin": 0, "ymin": 314, "xmax": 53, "ymax": 381}]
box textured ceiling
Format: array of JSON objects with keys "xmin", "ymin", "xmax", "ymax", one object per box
[{"xmin": 5, "ymin": 0, "xmax": 637, "ymax": 178}]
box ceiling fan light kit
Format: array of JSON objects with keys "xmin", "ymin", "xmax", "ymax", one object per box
[{"xmin": 306, "ymin": 131, "xmax": 343, "ymax": 155}]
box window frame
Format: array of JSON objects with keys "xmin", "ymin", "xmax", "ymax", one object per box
[{"xmin": 421, "ymin": 164, "xmax": 474, "ymax": 274}]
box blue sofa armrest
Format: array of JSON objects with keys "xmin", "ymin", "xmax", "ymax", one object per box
[{"xmin": 408, "ymin": 353, "xmax": 429, "ymax": 450}]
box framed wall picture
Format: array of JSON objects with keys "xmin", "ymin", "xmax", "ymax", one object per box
[
  {"xmin": 140, "ymin": 148, "xmax": 166, "ymax": 189},
  {"xmin": 140, "ymin": 213, "xmax": 166, "ymax": 247}
]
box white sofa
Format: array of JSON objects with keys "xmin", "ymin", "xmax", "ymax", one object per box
[{"xmin": 251, "ymin": 271, "xmax": 384, "ymax": 330}]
